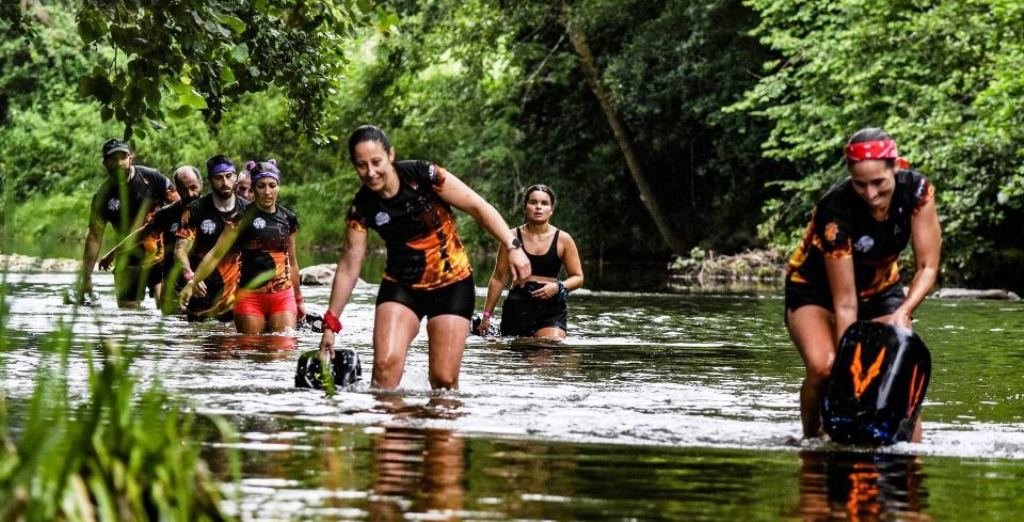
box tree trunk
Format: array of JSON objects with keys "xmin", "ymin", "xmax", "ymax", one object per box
[{"xmin": 560, "ymin": 2, "xmax": 688, "ymax": 256}]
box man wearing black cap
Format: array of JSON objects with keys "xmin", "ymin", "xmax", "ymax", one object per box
[{"xmin": 79, "ymin": 138, "xmax": 180, "ymax": 307}]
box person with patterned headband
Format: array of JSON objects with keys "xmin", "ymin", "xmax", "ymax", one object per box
[
  {"xmin": 784, "ymin": 128, "xmax": 942, "ymax": 440},
  {"xmin": 317, "ymin": 125, "xmax": 532, "ymax": 390},
  {"xmin": 179, "ymin": 159, "xmax": 304, "ymax": 333}
]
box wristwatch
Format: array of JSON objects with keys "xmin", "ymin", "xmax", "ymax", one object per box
[{"xmin": 509, "ymin": 237, "xmax": 522, "ymax": 250}]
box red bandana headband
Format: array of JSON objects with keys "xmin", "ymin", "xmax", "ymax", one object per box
[{"xmin": 844, "ymin": 139, "xmax": 910, "ymax": 169}]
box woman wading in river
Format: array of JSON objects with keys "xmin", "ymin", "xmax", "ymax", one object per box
[{"xmin": 784, "ymin": 128, "xmax": 941, "ymax": 440}]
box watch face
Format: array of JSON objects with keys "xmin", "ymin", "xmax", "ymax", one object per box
[{"xmin": 511, "ymin": 238, "xmax": 522, "ymax": 249}]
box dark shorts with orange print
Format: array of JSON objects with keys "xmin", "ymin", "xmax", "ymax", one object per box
[
  {"xmin": 376, "ymin": 275, "xmax": 475, "ymax": 320},
  {"xmin": 785, "ymin": 281, "xmax": 905, "ymax": 321}
]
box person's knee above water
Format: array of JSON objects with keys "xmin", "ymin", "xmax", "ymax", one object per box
[
  {"xmin": 174, "ymin": 155, "xmax": 249, "ymax": 321},
  {"xmin": 479, "ymin": 184, "xmax": 584, "ymax": 339},
  {"xmin": 316, "ymin": 124, "xmax": 532, "ymax": 391},
  {"xmin": 179, "ymin": 159, "xmax": 304, "ymax": 334},
  {"xmin": 783, "ymin": 127, "xmax": 942, "ymax": 440},
  {"xmin": 79, "ymin": 138, "xmax": 180, "ymax": 308}
]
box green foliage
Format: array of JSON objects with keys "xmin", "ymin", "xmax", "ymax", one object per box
[
  {"xmin": 0, "ymin": 324, "xmax": 237, "ymax": 520},
  {"xmin": 739, "ymin": 0, "xmax": 1024, "ymax": 281},
  {"xmin": 70, "ymin": 0, "xmax": 395, "ymax": 140}
]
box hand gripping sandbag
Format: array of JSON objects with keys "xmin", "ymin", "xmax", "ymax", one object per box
[
  {"xmin": 295, "ymin": 348, "xmax": 362, "ymax": 389},
  {"xmin": 822, "ymin": 321, "xmax": 931, "ymax": 445}
]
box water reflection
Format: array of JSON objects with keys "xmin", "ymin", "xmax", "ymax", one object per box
[
  {"xmin": 198, "ymin": 334, "xmax": 298, "ymax": 361},
  {"xmin": 369, "ymin": 426, "xmax": 465, "ymax": 520},
  {"xmin": 797, "ymin": 451, "xmax": 929, "ymax": 521}
]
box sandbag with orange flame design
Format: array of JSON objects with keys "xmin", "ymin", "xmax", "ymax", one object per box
[{"xmin": 822, "ymin": 321, "xmax": 931, "ymax": 445}]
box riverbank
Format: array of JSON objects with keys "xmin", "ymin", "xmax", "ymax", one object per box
[
  {"xmin": 668, "ymin": 248, "xmax": 787, "ymax": 285},
  {"xmin": 0, "ymin": 253, "xmax": 80, "ymax": 273}
]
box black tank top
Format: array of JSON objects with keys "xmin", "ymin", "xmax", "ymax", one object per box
[{"xmin": 517, "ymin": 227, "xmax": 561, "ymax": 278}]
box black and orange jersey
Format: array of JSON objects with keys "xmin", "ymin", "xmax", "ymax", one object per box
[
  {"xmin": 234, "ymin": 204, "xmax": 299, "ymax": 293},
  {"xmin": 90, "ymin": 165, "xmax": 178, "ymax": 267},
  {"xmin": 787, "ymin": 169, "xmax": 935, "ymax": 299},
  {"xmin": 146, "ymin": 200, "xmax": 186, "ymax": 275},
  {"xmin": 177, "ymin": 194, "xmax": 249, "ymax": 314},
  {"xmin": 346, "ymin": 160, "xmax": 472, "ymax": 290}
]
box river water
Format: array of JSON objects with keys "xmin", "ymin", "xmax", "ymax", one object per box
[{"xmin": 3, "ymin": 271, "xmax": 1024, "ymax": 520}]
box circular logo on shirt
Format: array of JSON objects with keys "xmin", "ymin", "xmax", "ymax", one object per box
[
  {"xmin": 107, "ymin": 198, "xmax": 120, "ymax": 212},
  {"xmin": 200, "ymin": 219, "xmax": 216, "ymax": 235},
  {"xmin": 855, "ymin": 235, "xmax": 875, "ymax": 252},
  {"xmin": 253, "ymin": 217, "xmax": 267, "ymax": 230},
  {"xmin": 375, "ymin": 211, "xmax": 391, "ymax": 226}
]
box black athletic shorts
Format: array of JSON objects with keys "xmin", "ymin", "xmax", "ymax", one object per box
[
  {"xmin": 376, "ymin": 275, "xmax": 475, "ymax": 320},
  {"xmin": 499, "ymin": 282, "xmax": 568, "ymax": 337},
  {"xmin": 785, "ymin": 281, "xmax": 906, "ymax": 320}
]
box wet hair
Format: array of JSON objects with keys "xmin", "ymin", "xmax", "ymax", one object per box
[
  {"xmin": 347, "ymin": 125, "xmax": 392, "ymax": 164},
  {"xmin": 523, "ymin": 184, "xmax": 556, "ymax": 207},
  {"xmin": 205, "ymin": 154, "xmax": 235, "ymax": 177},
  {"xmin": 846, "ymin": 127, "xmax": 896, "ymax": 169}
]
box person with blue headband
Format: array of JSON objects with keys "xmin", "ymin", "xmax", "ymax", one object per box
[
  {"xmin": 179, "ymin": 159, "xmax": 304, "ymax": 333},
  {"xmin": 174, "ymin": 155, "xmax": 250, "ymax": 321}
]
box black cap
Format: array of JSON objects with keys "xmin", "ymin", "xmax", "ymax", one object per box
[{"xmin": 101, "ymin": 138, "xmax": 132, "ymax": 158}]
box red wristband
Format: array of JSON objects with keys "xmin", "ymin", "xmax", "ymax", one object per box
[
  {"xmin": 183, "ymin": 270, "xmax": 194, "ymax": 281},
  {"xmin": 324, "ymin": 310, "xmax": 342, "ymax": 333},
  {"xmin": 482, "ymin": 311, "xmax": 492, "ymax": 319}
]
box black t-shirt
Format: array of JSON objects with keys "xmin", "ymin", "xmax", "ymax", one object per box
[
  {"xmin": 786, "ymin": 169, "xmax": 935, "ymax": 298},
  {"xmin": 90, "ymin": 165, "xmax": 176, "ymax": 266},
  {"xmin": 346, "ymin": 160, "xmax": 472, "ymax": 289},
  {"xmin": 235, "ymin": 204, "xmax": 299, "ymax": 292},
  {"xmin": 178, "ymin": 195, "xmax": 249, "ymax": 264}
]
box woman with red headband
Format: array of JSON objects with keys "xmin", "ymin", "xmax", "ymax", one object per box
[
  {"xmin": 179, "ymin": 160, "xmax": 304, "ymax": 334},
  {"xmin": 784, "ymin": 127, "xmax": 942, "ymax": 440}
]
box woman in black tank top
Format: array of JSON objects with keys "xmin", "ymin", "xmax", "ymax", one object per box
[{"xmin": 480, "ymin": 185, "xmax": 585, "ymax": 338}]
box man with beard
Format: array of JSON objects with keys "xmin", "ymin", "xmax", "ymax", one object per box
[
  {"xmin": 175, "ymin": 155, "xmax": 249, "ymax": 321},
  {"xmin": 79, "ymin": 139, "xmax": 179, "ymax": 307}
]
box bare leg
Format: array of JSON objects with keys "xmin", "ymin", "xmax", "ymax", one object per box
[
  {"xmin": 533, "ymin": 326, "xmax": 566, "ymax": 339},
  {"xmin": 425, "ymin": 315, "xmax": 470, "ymax": 390},
  {"xmin": 373, "ymin": 302, "xmax": 421, "ymax": 389},
  {"xmin": 235, "ymin": 314, "xmax": 266, "ymax": 335},
  {"xmin": 786, "ymin": 305, "xmax": 836, "ymax": 438},
  {"xmin": 266, "ymin": 312, "xmax": 297, "ymax": 333}
]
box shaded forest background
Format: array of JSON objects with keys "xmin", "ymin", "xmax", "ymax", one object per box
[{"xmin": 2, "ymin": 0, "xmax": 1024, "ymax": 290}]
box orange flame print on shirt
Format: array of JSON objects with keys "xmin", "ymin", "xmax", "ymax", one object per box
[
  {"xmin": 824, "ymin": 222, "xmax": 839, "ymax": 243},
  {"xmin": 851, "ymin": 342, "xmax": 887, "ymax": 399}
]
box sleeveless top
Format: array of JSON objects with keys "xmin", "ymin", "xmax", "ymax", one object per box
[
  {"xmin": 517, "ymin": 227, "xmax": 561, "ymax": 278},
  {"xmin": 786, "ymin": 169, "xmax": 935, "ymax": 299},
  {"xmin": 346, "ymin": 160, "xmax": 472, "ymax": 290}
]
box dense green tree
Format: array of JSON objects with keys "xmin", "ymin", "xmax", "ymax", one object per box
[{"xmin": 739, "ymin": 0, "xmax": 1024, "ymax": 286}]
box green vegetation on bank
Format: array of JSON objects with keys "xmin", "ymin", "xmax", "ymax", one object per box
[
  {"xmin": 3, "ymin": 1, "xmax": 1024, "ymax": 290},
  {"xmin": 0, "ymin": 304, "xmax": 238, "ymax": 519}
]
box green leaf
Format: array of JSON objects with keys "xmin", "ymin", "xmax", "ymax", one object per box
[
  {"xmin": 179, "ymin": 90, "xmax": 208, "ymax": 109},
  {"xmin": 217, "ymin": 15, "xmax": 247, "ymax": 34}
]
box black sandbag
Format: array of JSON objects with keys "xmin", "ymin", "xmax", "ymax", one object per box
[
  {"xmin": 295, "ymin": 348, "xmax": 362, "ymax": 389},
  {"xmin": 822, "ymin": 320, "xmax": 931, "ymax": 445}
]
